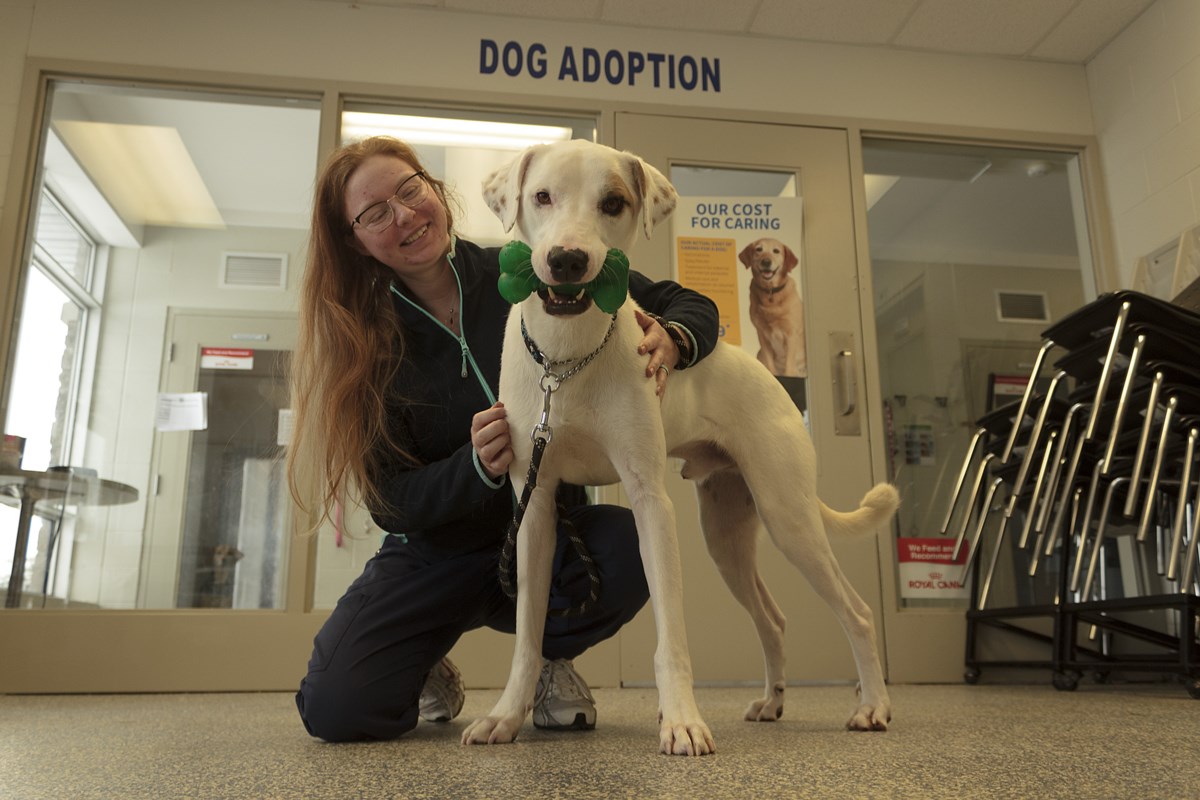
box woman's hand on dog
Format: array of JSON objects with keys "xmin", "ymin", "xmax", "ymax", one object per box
[
  {"xmin": 471, "ymin": 402, "xmax": 513, "ymax": 479},
  {"xmin": 634, "ymin": 309, "xmax": 679, "ymax": 398}
]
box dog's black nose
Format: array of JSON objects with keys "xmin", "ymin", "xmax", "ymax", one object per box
[{"xmin": 547, "ymin": 247, "xmax": 589, "ymax": 283}]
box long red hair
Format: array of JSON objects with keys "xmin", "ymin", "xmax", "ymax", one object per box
[{"xmin": 287, "ymin": 136, "xmax": 457, "ymax": 530}]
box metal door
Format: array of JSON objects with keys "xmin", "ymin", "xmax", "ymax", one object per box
[{"xmin": 612, "ymin": 114, "xmax": 900, "ymax": 685}]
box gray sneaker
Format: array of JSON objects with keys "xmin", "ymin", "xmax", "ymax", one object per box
[
  {"xmin": 532, "ymin": 658, "xmax": 596, "ymax": 730},
  {"xmin": 418, "ymin": 657, "xmax": 465, "ymax": 722}
]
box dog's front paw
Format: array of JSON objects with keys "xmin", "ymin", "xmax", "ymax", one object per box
[
  {"xmin": 846, "ymin": 703, "xmax": 890, "ymax": 732},
  {"xmin": 744, "ymin": 682, "xmax": 785, "ymax": 721},
  {"xmin": 461, "ymin": 715, "xmax": 523, "ymax": 745},
  {"xmin": 659, "ymin": 718, "xmax": 716, "ymax": 756}
]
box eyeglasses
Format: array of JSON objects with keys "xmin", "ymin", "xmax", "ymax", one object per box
[{"xmin": 351, "ymin": 171, "xmax": 429, "ymax": 233}]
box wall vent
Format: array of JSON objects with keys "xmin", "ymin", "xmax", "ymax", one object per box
[
  {"xmin": 221, "ymin": 252, "xmax": 287, "ymax": 290},
  {"xmin": 996, "ymin": 291, "xmax": 1049, "ymax": 323}
]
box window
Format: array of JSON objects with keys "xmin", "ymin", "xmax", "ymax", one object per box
[
  {"xmin": 865, "ymin": 138, "xmax": 1093, "ymax": 608},
  {"xmin": 4, "ymin": 78, "xmax": 322, "ymax": 609},
  {"xmin": 0, "ymin": 191, "xmax": 99, "ymax": 602},
  {"xmin": 6, "ymin": 191, "xmax": 98, "ymax": 470}
]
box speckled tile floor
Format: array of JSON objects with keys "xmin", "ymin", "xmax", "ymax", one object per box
[{"xmin": 1, "ymin": 682, "xmax": 1197, "ymax": 799}]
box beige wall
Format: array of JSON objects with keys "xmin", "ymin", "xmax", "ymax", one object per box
[
  {"xmin": 1086, "ymin": 0, "xmax": 1200, "ymax": 285},
  {"xmin": 0, "ymin": 0, "xmax": 35, "ymax": 269}
]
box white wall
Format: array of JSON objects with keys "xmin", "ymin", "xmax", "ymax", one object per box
[{"xmin": 1086, "ymin": 0, "xmax": 1200, "ymax": 286}]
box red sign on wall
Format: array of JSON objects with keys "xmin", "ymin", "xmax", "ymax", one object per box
[
  {"xmin": 897, "ymin": 537, "xmax": 970, "ymax": 599},
  {"xmin": 200, "ymin": 347, "xmax": 254, "ymax": 370}
]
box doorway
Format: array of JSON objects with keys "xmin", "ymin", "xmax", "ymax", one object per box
[
  {"xmin": 142, "ymin": 310, "xmax": 295, "ymax": 612},
  {"xmin": 614, "ymin": 114, "xmax": 888, "ymax": 685}
]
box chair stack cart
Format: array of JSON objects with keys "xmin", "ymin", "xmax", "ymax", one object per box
[{"xmin": 940, "ymin": 290, "xmax": 1200, "ymax": 697}]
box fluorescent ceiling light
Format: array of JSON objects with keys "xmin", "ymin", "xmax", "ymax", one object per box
[
  {"xmin": 43, "ymin": 130, "xmax": 140, "ymax": 248},
  {"xmin": 54, "ymin": 121, "xmax": 224, "ymax": 228},
  {"xmin": 341, "ymin": 112, "xmax": 574, "ymax": 150}
]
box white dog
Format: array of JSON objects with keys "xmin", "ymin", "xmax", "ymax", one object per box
[{"xmin": 463, "ymin": 139, "xmax": 898, "ymax": 755}]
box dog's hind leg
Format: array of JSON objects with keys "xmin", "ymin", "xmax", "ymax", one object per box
[
  {"xmin": 695, "ymin": 468, "xmax": 788, "ymax": 722},
  {"xmin": 753, "ymin": 485, "xmax": 892, "ymax": 732}
]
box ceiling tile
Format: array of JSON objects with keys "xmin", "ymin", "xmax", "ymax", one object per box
[
  {"xmin": 1032, "ymin": 0, "xmax": 1157, "ymax": 63},
  {"xmin": 749, "ymin": 0, "xmax": 920, "ymax": 45},
  {"xmin": 306, "ymin": 0, "xmax": 439, "ymax": 6},
  {"xmin": 894, "ymin": 0, "xmax": 1077, "ymax": 57},
  {"xmin": 446, "ymin": 0, "xmax": 602, "ymax": 21},
  {"xmin": 599, "ymin": 0, "xmax": 759, "ymax": 33}
]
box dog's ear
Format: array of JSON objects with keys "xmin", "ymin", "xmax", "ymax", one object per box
[
  {"xmin": 783, "ymin": 244, "xmax": 799, "ymax": 273},
  {"xmin": 483, "ymin": 147, "xmax": 539, "ymax": 233},
  {"xmin": 738, "ymin": 241, "xmax": 757, "ymax": 268},
  {"xmin": 627, "ymin": 155, "xmax": 677, "ymax": 238}
]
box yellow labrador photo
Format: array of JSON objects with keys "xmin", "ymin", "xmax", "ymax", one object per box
[{"xmin": 740, "ymin": 237, "xmax": 807, "ymax": 378}]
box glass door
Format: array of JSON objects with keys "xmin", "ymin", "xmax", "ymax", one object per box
[
  {"xmin": 614, "ymin": 114, "xmax": 890, "ymax": 685},
  {"xmin": 143, "ymin": 311, "xmax": 294, "ymax": 612},
  {"xmin": 864, "ymin": 138, "xmax": 1095, "ymax": 681}
]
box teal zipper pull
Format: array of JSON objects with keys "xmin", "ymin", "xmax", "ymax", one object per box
[{"xmin": 460, "ymin": 339, "xmax": 469, "ymax": 378}]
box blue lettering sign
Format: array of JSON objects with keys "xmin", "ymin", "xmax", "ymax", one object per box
[
  {"xmin": 479, "ymin": 39, "xmax": 722, "ymax": 93},
  {"xmin": 558, "ymin": 46, "xmax": 578, "ymax": 81},
  {"xmin": 480, "ymin": 39, "xmax": 498, "ymax": 75}
]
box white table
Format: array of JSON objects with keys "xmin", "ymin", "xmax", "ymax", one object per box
[{"xmin": 1, "ymin": 468, "xmax": 138, "ymax": 608}]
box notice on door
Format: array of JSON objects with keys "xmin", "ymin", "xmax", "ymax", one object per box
[
  {"xmin": 200, "ymin": 347, "xmax": 254, "ymax": 370},
  {"xmin": 897, "ymin": 537, "xmax": 969, "ymax": 600},
  {"xmin": 671, "ymin": 196, "xmax": 804, "ymax": 375},
  {"xmin": 675, "ymin": 236, "xmax": 742, "ymax": 344},
  {"xmin": 155, "ymin": 392, "xmax": 208, "ymax": 432}
]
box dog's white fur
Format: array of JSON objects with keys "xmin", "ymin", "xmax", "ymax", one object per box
[
  {"xmin": 740, "ymin": 237, "xmax": 807, "ymax": 378},
  {"xmin": 464, "ymin": 139, "xmax": 898, "ymax": 755}
]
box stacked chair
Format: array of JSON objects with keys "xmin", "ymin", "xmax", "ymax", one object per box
[{"xmin": 940, "ymin": 290, "xmax": 1200, "ymax": 697}]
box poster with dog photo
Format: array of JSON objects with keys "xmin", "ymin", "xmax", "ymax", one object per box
[{"xmin": 672, "ymin": 197, "xmax": 807, "ymax": 411}]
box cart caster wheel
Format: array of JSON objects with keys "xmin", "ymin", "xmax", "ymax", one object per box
[
  {"xmin": 1091, "ymin": 670, "xmax": 1111, "ymax": 685},
  {"xmin": 1052, "ymin": 671, "xmax": 1079, "ymax": 692},
  {"xmin": 964, "ymin": 668, "xmax": 981, "ymax": 685}
]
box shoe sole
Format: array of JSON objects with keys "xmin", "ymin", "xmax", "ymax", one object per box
[{"xmin": 533, "ymin": 711, "xmax": 596, "ymax": 731}]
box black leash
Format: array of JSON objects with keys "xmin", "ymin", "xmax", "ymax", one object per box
[
  {"xmin": 498, "ymin": 313, "xmax": 617, "ymax": 617},
  {"xmin": 498, "ymin": 438, "xmax": 600, "ymax": 618}
]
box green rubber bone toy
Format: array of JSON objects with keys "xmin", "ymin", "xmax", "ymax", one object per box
[{"xmin": 497, "ymin": 240, "xmax": 630, "ymax": 314}]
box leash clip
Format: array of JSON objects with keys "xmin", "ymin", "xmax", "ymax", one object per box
[{"xmin": 532, "ymin": 371, "xmax": 559, "ymax": 443}]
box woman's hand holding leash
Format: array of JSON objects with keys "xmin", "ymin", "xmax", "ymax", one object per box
[{"xmin": 471, "ymin": 402, "xmax": 513, "ymax": 479}]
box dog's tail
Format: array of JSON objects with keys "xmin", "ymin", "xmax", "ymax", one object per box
[{"xmin": 819, "ymin": 483, "xmax": 900, "ymax": 538}]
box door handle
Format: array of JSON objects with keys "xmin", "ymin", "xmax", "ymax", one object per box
[
  {"xmin": 837, "ymin": 348, "xmax": 856, "ymax": 415},
  {"xmin": 829, "ymin": 331, "xmax": 861, "ymax": 436}
]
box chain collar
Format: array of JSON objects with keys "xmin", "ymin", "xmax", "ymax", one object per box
[
  {"xmin": 520, "ymin": 312, "xmax": 618, "ymax": 388},
  {"xmin": 520, "ymin": 312, "xmax": 619, "ymax": 444}
]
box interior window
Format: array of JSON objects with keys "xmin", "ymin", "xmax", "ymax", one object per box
[
  {"xmin": 864, "ymin": 138, "xmax": 1095, "ymax": 609},
  {"xmin": 2, "ymin": 79, "xmax": 321, "ymax": 609}
]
